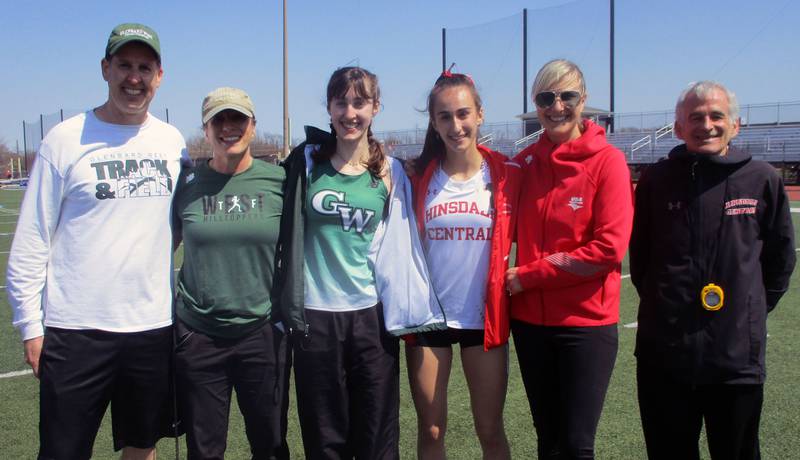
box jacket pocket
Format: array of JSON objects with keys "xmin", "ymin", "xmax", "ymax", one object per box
[
  {"xmin": 174, "ymin": 319, "xmax": 195, "ymax": 350},
  {"xmin": 748, "ymin": 294, "xmax": 765, "ymax": 367}
]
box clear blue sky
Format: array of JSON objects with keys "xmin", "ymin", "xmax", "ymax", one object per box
[{"xmin": 1, "ymin": 0, "xmax": 798, "ymax": 149}]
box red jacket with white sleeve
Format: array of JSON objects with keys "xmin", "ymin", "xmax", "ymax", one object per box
[
  {"xmin": 413, "ymin": 145, "xmax": 521, "ymax": 349},
  {"xmin": 511, "ymin": 120, "xmax": 633, "ymax": 326}
]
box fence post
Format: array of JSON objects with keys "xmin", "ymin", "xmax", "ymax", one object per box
[
  {"xmin": 523, "ymin": 8, "xmax": 528, "ymax": 116},
  {"xmin": 441, "ymin": 28, "xmax": 446, "ymax": 72},
  {"xmin": 22, "ymin": 121, "xmax": 29, "ymax": 175}
]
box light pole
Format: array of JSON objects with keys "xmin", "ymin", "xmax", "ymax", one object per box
[{"xmin": 282, "ymin": 0, "xmax": 290, "ymax": 158}]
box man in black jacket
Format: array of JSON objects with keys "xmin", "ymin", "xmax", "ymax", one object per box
[{"xmin": 630, "ymin": 81, "xmax": 795, "ymax": 460}]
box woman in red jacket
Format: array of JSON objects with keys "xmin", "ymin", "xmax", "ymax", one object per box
[
  {"xmin": 506, "ymin": 59, "xmax": 633, "ymax": 459},
  {"xmin": 407, "ymin": 70, "xmax": 520, "ymax": 460}
]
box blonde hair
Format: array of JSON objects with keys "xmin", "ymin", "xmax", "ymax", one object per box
[{"xmin": 531, "ymin": 59, "xmax": 586, "ymax": 100}]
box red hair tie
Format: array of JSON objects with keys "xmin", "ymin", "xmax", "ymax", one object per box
[{"xmin": 439, "ymin": 63, "xmax": 474, "ymax": 85}]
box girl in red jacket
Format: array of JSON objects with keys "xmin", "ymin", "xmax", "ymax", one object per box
[
  {"xmin": 408, "ymin": 70, "xmax": 520, "ymax": 460},
  {"xmin": 506, "ymin": 59, "xmax": 633, "ymax": 459}
]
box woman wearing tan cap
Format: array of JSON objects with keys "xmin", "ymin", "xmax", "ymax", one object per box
[{"xmin": 172, "ymin": 87, "xmax": 290, "ymax": 459}]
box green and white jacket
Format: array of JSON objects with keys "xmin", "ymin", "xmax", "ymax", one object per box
[{"xmin": 276, "ymin": 126, "xmax": 445, "ymax": 337}]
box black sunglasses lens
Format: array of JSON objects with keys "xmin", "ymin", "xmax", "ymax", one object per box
[
  {"xmin": 561, "ymin": 91, "xmax": 581, "ymax": 106},
  {"xmin": 535, "ymin": 92, "xmax": 556, "ymax": 108},
  {"xmin": 212, "ymin": 111, "xmax": 248, "ymax": 125}
]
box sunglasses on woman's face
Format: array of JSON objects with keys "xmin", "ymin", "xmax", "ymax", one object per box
[
  {"xmin": 534, "ymin": 90, "xmax": 582, "ymax": 109},
  {"xmin": 210, "ymin": 110, "xmax": 250, "ymax": 126}
]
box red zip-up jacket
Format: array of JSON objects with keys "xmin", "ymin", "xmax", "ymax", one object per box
[
  {"xmin": 512, "ymin": 120, "xmax": 633, "ymax": 326},
  {"xmin": 413, "ymin": 145, "xmax": 521, "ymax": 349}
]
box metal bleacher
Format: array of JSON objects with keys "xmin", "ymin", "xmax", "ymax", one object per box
[
  {"xmin": 382, "ymin": 98, "xmax": 800, "ymax": 167},
  {"xmin": 608, "ymin": 125, "xmax": 680, "ymax": 163},
  {"xmin": 610, "ymin": 123, "xmax": 800, "ymax": 164},
  {"xmin": 385, "ymin": 124, "xmax": 800, "ymax": 164},
  {"xmin": 384, "ymin": 132, "xmax": 519, "ymax": 160},
  {"xmin": 731, "ymin": 125, "xmax": 800, "ymax": 162}
]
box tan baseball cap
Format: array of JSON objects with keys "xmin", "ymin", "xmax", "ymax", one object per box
[{"xmin": 202, "ymin": 87, "xmax": 256, "ymax": 124}]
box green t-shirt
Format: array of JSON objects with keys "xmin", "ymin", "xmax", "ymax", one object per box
[
  {"xmin": 304, "ymin": 160, "xmax": 388, "ymax": 310},
  {"xmin": 173, "ymin": 159, "xmax": 285, "ymax": 338}
]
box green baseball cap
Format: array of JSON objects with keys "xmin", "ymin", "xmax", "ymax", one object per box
[
  {"xmin": 105, "ymin": 23, "xmax": 161, "ymax": 60},
  {"xmin": 202, "ymin": 87, "xmax": 256, "ymax": 124}
]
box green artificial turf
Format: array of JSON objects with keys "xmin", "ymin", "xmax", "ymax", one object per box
[{"xmin": 0, "ymin": 189, "xmax": 797, "ymax": 459}]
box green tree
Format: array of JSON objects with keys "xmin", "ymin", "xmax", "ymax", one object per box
[{"xmin": 0, "ymin": 138, "xmax": 24, "ymax": 178}]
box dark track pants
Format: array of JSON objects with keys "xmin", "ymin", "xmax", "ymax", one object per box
[
  {"xmin": 175, "ymin": 320, "xmax": 290, "ymax": 460},
  {"xmin": 637, "ymin": 362, "xmax": 763, "ymax": 460},
  {"xmin": 512, "ymin": 322, "xmax": 618, "ymax": 460},
  {"xmin": 293, "ymin": 305, "xmax": 400, "ymax": 460}
]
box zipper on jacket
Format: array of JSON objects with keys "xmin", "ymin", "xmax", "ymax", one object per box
[
  {"xmin": 538, "ymin": 161, "xmax": 556, "ymax": 324},
  {"xmin": 690, "ymin": 159, "xmax": 703, "ymax": 383},
  {"xmin": 486, "ymin": 173, "xmax": 499, "ymax": 334}
]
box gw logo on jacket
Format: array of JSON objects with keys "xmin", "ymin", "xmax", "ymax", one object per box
[{"xmin": 310, "ymin": 189, "xmax": 375, "ymax": 233}]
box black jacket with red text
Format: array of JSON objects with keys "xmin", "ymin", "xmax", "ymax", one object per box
[{"xmin": 630, "ymin": 144, "xmax": 795, "ymax": 384}]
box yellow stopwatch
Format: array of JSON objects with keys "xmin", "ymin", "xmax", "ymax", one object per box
[{"xmin": 701, "ymin": 283, "xmax": 724, "ymax": 311}]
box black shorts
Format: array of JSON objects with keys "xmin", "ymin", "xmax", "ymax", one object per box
[
  {"xmin": 410, "ymin": 328, "xmax": 485, "ymax": 349},
  {"xmin": 38, "ymin": 326, "xmax": 175, "ymax": 459}
]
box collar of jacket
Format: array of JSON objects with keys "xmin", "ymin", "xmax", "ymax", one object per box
[
  {"xmin": 528, "ymin": 119, "xmax": 611, "ymax": 163},
  {"xmin": 668, "ymin": 143, "xmax": 751, "ymax": 165},
  {"xmin": 414, "ymin": 144, "xmax": 506, "ymax": 234},
  {"xmin": 303, "ymin": 125, "xmax": 334, "ymax": 145},
  {"xmin": 418, "ymin": 144, "xmax": 507, "ymax": 185}
]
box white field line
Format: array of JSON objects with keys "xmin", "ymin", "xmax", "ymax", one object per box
[
  {"xmin": 791, "ymin": 208, "xmax": 800, "ymax": 213},
  {"xmin": 0, "ymin": 369, "xmax": 33, "ymax": 379}
]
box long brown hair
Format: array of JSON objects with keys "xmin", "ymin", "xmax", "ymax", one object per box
[
  {"xmin": 312, "ymin": 66, "xmax": 386, "ymax": 177},
  {"xmin": 415, "ymin": 72, "xmax": 483, "ymax": 175}
]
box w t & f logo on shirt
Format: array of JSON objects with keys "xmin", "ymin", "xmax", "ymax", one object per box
[{"xmin": 311, "ymin": 189, "xmax": 375, "ymax": 233}]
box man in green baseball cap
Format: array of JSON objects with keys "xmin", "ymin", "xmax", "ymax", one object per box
[
  {"xmin": 97, "ymin": 22, "xmax": 163, "ymax": 125},
  {"xmin": 105, "ymin": 22, "xmax": 161, "ymax": 62},
  {"xmin": 7, "ymin": 21, "xmax": 187, "ymax": 460}
]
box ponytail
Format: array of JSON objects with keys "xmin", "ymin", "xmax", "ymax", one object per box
[{"xmin": 415, "ymin": 70, "xmax": 482, "ymax": 175}]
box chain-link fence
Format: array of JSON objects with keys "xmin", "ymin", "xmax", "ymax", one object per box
[
  {"xmin": 19, "ymin": 108, "xmax": 171, "ymax": 175},
  {"xmin": 378, "ymin": 101, "xmax": 800, "ymax": 161},
  {"xmin": 374, "ymin": 120, "xmax": 523, "ymax": 145},
  {"xmin": 612, "ymin": 101, "xmax": 800, "ymax": 132},
  {"xmin": 18, "ymin": 100, "xmax": 800, "ymax": 171},
  {"xmin": 442, "ymin": 0, "xmax": 610, "ymax": 123}
]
